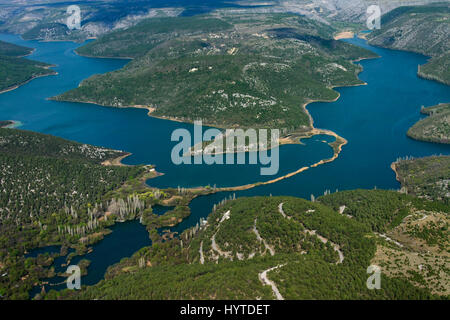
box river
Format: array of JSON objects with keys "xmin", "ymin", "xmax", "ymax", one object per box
[{"xmin": 1, "ymin": 33, "xmax": 449, "ymax": 296}]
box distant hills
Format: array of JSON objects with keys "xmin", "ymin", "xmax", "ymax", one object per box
[
  {"xmin": 368, "ymin": 4, "xmax": 450, "ymax": 85},
  {"xmin": 0, "ymin": 0, "xmax": 446, "ymax": 42}
]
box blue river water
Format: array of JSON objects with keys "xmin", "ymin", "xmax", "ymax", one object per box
[
  {"xmin": 1, "ymin": 34, "xmax": 449, "ymax": 296},
  {"xmin": 27, "ymin": 220, "xmax": 151, "ymax": 297}
]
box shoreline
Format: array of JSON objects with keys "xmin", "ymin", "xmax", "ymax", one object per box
[
  {"xmin": 0, "ymin": 68, "xmax": 58, "ymax": 95},
  {"xmin": 53, "ymin": 39, "xmax": 379, "ymax": 191},
  {"xmin": 417, "ymin": 66, "xmax": 450, "ymax": 86},
  {"xmin": 391, "ymin": 162, "xmax": 401, "ymax": 184},
  {"xmin": 333, "ymin": 31, "xmax": 355, "ymax": 40},
  {"xmin": 0, "ymin": 120, "xmax": 22, "ymax": 129},
  {"xmin": 101, "ymin": 153, "xmax": 132, "ymax": 167},
  {"xmin": 364, "ymin": 37, "xmax": 449, "ymax": 88},
  {"xmin": 74, "ymin": 50, "xmax": 134, "ymax": 61}
]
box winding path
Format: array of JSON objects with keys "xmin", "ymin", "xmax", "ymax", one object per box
[
  {"xmin": 375, "ymin": 233, "xmax": 404, "ymax": 248},
  {"xmin": 258, "ymin": 264, "xmax": 286, "ymax": 300},
  {"xmin": 199, "ymin": 241, "xmax": 205, "ymax": 264},
  {"xmin": 305, "ymin": 230, "xmax": 344, "ymax": 264},
  {"xmin": 253, "ymin": 218, "xmax": 275, "ymax": 256},
  {"xmin": 278, "ymin": 202, "xmax": 344, "ymax": 264},
  {"xmin": 278, "ymin": 202, "xmax": 290, "ymax": 219},
  {"xmin": 210, "ymin": 211, "xmax": 233, "ymax": 260}
]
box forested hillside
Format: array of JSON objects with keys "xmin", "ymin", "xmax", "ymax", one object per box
[
  {"xmin": 0, "ymin": 128, "xmax": 129, "ymax": 163},
  {"xmin": 54, "ymin": 12, "xmax": 377, "ymax": 131},
  {"xmin": 0, "ymin": 40, "xmax": 32, "ymax": 57},
  {"xmin": 0, "ymin": 40, "xmax": 56, "ymax": 93},
  {"xmin": 418, "ymin": 52, "xmax": 450, "ymax": 85},
  {"xmin": 53, "ymin": 192, "xmax": 448, "ymax": 300},
  {"xmin": 368, "ymin": 4, "xmax": 450, "ymax": 85},
  {"xmin": 0, "ymin": 129, "xmax": 145, "ymax": 299}
]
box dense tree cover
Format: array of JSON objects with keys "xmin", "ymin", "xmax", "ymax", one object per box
[
  {"xmin": 54, "ymin": 194, "xmax": 446, "ymax": 300},
  {"xmin": 54, "ymin": 12, "xmax": 377, "ymax": 130},
  {"xmin": 0, "ymin": 128, "xmax": 127, "ymax": 163},
  {"xmin": 0, "ymin": 153, "xmax": 143, "ymax": 227},
  {"xmin": 189, "ymin": 197, "xmax": 338, "ymax": 263},
  {"xmin": 0, "ymin": 129, "xmax": 145, "ymax": 299},
  {"xmin": 0, "ymin": 129, "xmax": 220, "ymax": 300},
  {"xmin": 318, "ymin": 189, "xmax": 449, "ymax": 232},
  {"xmin": 0, "ymin": 40, "xmax": 55, "ymax": 92},
  {"xmin": 0, "ymin": 55, "xmax": 55, "ymax": 92},
  {"xmin": 393, "ymin": 155, "xmax": 450, "ymax": 204},
  {"xmin": 0, "ymin": 40, "xmax": 32, "ymax": 57},
  {"xmin": 407, "ymin": 103, "xmax": 450, "ymax": 144}
]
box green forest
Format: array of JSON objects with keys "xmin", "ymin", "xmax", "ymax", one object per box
[
  {"xmin": 0, "ymin": 40, "xmax": 56, "ymax": 92},
  {"xmin": 54, "ymin": 12, "xmax": 377, "ymax": 131},
  {"xmin": 0, "ymin": 128, "xmax": 145, "ymax": 299},
  {"xmin": 52, "ymin": 191, "xmax": 448, "ymax": 300}
]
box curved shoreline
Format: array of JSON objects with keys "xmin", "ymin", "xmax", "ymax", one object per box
[
  {"xmin": 365, "ymin": 38, "xmax": 449, "ymax": 87},
  {"xmin": 101, "ymin": 153, "xmax": 132, "ymax": 167},
  {"xmin": 105, "ymin": 97, "xmax": 349, "ymax": 193},
  {"xmin": 391, "ymin": 161, "xmax": 400, "ymax": 183},
  {"xmin": 59, "ymin": 39, "xmax": 377, "ymax": 192},
  {"xmin": 417, "ymin": 66, "xmax": 450, "ymax": 86},
  {"xmin": 0, "ymin": 68, "xmax": 58, "ymax": 95},
  {"xmin": 99, "ymin": 82, "xmax": 364, "ymax": 193}
]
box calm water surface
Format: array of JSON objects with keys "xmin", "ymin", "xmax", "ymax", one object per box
[{"xmin": 1, "ymin": 34, "xmax": 448, "ymax": 295}]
